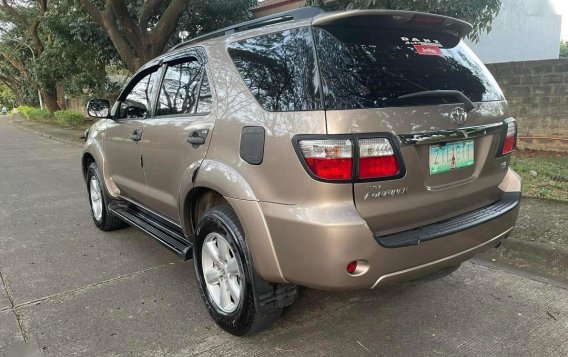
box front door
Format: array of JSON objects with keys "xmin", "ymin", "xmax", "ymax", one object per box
[
  {"xmin": 140, "ymin": 55, "xmax": 215, "ymax": 222},
  {"xmin": 105, "ymin": 67, "xmax": 159, "ymax": 201}
]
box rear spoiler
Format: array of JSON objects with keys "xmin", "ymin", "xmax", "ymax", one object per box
[{"xmin": 312, "ymin": 10, "xmax": 473, "ymax": 39}]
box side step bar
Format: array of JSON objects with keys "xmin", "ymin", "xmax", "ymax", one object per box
[{"xmin": 108, "ymin": 202, "xmax": 192, "ymax": 260}]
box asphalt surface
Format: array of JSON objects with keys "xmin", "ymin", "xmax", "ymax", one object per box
[{"xmin": 1, "ymin": 119, "xmax": 567, "ymax": 357}]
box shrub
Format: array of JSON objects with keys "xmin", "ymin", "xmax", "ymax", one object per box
[
  {"xmin": 54, "ymin": 110, "xmax": 85, "ymax": 127},
  {"xmin": 17, "ymin": 106, "xmax": 52, "ymax": 122}
]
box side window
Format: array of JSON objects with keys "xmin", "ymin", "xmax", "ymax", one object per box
[
  {"xmin": 118, "ymin": 70, "xmax": 157, "ymax": 119},
  {"xmin": 196, "ymin": 69, "xmax": 212, "ymax": 114},
  {"xmin": 227, "ymin": 27, "xmax": 321, "ymax": 112},
  {"xmin": 157, "ymin": 60, "xmax": 203, "ymax": 116}
]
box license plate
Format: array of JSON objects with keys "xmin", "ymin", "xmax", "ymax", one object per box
[{"xmin": 429, "ymin": 140, "xmax": 474, "ymax": 175}]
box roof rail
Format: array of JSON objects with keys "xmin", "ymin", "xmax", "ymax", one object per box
[{"xmin": 169, "ymin": 6, "xmax": 324, "ymax": 52}]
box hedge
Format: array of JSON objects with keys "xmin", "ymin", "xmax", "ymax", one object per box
[
  {"xmin": 54, "ymin": 110, "xmax": 85, "ymax": 127},
  {"xmin": 17, "ymin": 106, "xmax": 52, "ymax": 122}
]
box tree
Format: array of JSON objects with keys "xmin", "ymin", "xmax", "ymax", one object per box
[
  {"xmin": 305, "ymin": 0, "xmax": 501, "ymax": 42},
  {"xmin": 0, "ymin": 0, "xmax": 62, "ymax": 112},
  {"xmin": 79, "ymin": 0, "xmax": 256, "ymax": 73},
  {"xmin": 0, "ymin": 0, "xmax": 123, "ymax": 112},
  {"xmin": 561, "ymin": 40, "xmax": 568, "ymax": 59}
]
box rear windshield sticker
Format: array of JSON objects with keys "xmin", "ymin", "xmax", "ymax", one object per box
[
  {"xmin": 401, "ymin": 37, "xmax": 443, "ymax": 47},
  {"xmin": 414, "ymin": 44, "xmax": 443, "ymax": 56}
]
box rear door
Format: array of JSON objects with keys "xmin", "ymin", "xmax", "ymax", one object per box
[
  {"xmin": 139, "ymin": 51, "xmax": 215, "ymax": 222},
  {"xmin": 313, "ymin": 13, "xmax": 512, "ymax": 235}
]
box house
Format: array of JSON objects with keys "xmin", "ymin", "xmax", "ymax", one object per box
[
  {"xmin": 252, "ymin": 0, "xmax": 304, "ymax": 18},
  {"xmin": 253, "ymin": 0, "xmax": 563, "ymax": 64},
  {"xmin": 466, "ymin": 0, "xmax": 562, "ymax": 63}
]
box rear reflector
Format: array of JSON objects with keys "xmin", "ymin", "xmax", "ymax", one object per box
[
  {"xmin": 299, "ymin": 139, "xmax": 353, "ymax": 180},
  {"xmin": 501, "ymin": 121, "xmax": 517, "ymax": 156},
  {"xmin": 358, "ymin": 138, "xmax": 400, "ymax": 179},
  {"xmin": 346, "ymin": 261, "xmax": 358, "ymax": 274}
]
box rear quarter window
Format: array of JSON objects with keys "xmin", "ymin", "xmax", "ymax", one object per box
[{"xmin": 228, "ymin": 27, "xmax": 321, "ymax": 112}]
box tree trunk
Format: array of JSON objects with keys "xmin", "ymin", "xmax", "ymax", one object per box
[
  {"xmin": 42, "ymin": 87, "xmax": 61, "ymax": 113},
  {"xmin": 56, "ymin": 82, "xmax": 66, "ymax": 110}
]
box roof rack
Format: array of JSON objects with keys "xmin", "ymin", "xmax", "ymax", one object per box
[{"xmin": 169, "ymin": 6, "xmax": 324, "ymax": 52}]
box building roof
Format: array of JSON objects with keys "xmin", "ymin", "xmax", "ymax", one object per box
[{"xmin": 253, "ymin": 0, "xmax": 304, "ymax": 11}]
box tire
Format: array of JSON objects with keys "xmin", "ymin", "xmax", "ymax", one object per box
[
  {"xmin": 86, "ymin": 162, "xmax": 126, "ymax": 231},
  {"xmin": 193, "ymin": 205, "xmax": 282, "ymax": 336}
]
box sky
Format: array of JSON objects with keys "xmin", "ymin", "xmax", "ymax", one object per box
[{"xmin": 550, "ymin": 0, "xmax": 568, "ymax": 39}]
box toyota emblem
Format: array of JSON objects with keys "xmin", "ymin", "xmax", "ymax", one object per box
[{"xmin": 451, "ymin": 107, "xmax": 468, "ymax": 125}]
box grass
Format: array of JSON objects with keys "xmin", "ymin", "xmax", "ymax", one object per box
[{"xmin": 511, "ymin": 150, "xmax": 568, "ymax": 202}]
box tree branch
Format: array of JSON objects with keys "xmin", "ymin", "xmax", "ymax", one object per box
[
  {"xmin": 78, "ymin": 0, "xmax": 104, "ymax": 26},
  {"xmin": 110, "ymin": 0, "xmax": 144, "ymax": 53},
  {"xmin": 149, "ymin": 0, "xmax": 190, "ymax": 54},
  {"xmin": 0, "ymin": 0, "xmax": 29, "ymax": 27},
  {"xmin": 139, "ymin": 0, "xmax": 163, "ymax": 27}
]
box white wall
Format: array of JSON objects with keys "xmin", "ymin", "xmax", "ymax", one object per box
[{"xmin": 466, "ymin": 0, "xmax": 562, "ymax": 63}]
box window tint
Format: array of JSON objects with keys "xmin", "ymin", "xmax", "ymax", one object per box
[
  {"xmin": 314, "ymin": 27, "xmax": 504, "ymax": 110},
  {"xmin": 228, "ymin": 27, "xmax": 321, "ymax": 112},
  {"xmin": 157, "ymin": 60, "xmax": 203, "ymax": 116},
  {"xmin": 119, "ymin": 70, "xmax": 157, "ymax": 119},
  {"xmin": 196, "ymin": 70, "xmax": 212, "ymax": 113}
]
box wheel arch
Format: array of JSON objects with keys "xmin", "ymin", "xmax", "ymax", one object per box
[
  {"xmin": 179, "ymin": 160, "xmax": 285, "ymax": 283},
  {"xmin": 179, "ymin": 159, "xmax": 258, "ymax": 236}
]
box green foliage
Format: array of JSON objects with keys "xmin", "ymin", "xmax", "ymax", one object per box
[
  {"xmin": 17, "ymin": 106, "xmax": 53, "ymax": 122},
  {"xmin": 305, "ymin": 0, "xmax": 501, "ymax": 42},
  {"xmin": 511, "ymin": 150, "xmax": 568, "ymax": 202},
  {"xmin": 561, "ymin": 41, "xmax": 568, "ymax": 59},
  {"xmin": 54, "ymin": 110, "xmax": 86, "ymax": 127},
  {"xmin": 0, "ymin": 83, "xmax": 16, "ymax": 108},
  {"xmin": 174, "ymin": 0, "xmax": 257, "ymax": 46}
]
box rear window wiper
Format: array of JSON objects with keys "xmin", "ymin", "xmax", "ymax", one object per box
[{"xmin": 398, "ymin": 90, "xmax": 475, "ymax": 112}]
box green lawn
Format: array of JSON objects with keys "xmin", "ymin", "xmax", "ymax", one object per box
[{"xmin": 511, "ymin": 150, "xmax": 568, "ymax": 202}]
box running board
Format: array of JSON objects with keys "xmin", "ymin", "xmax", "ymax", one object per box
[{"xmin": 108, "ymin": 202, "xmax": 193, "ymax": 260}]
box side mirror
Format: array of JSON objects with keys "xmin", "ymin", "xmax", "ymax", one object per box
[{"xmin": 86, "ymin": 99, "xmax": 111, "ymax": 118}]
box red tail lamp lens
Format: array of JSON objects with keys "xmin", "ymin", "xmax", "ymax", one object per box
[
  {"xmin": 299, "ymin": 139, "xmax": 353, "ymax": 180},
  {"xmin": 501, "ymin": 121, "xmax": 517, "ymax": 156},
  {"xmin": 358, "ymin": 138, "xmax": 400, "ymax": 179}
]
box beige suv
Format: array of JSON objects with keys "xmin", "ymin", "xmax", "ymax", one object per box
[{"xmin": 82, "ymin": 8, "xmax": 521, "ymax": 335}]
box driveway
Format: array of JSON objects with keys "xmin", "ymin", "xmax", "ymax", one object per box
[{"xmin": 1, "ymin": 120, "xmax": 567, "ymax": 356}]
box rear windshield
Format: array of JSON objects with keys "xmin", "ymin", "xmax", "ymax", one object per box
[{"xmin": 314, "ymin": 26, "xmax": 504, "ymax": 110}]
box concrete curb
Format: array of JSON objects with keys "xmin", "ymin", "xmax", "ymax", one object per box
[
  {"xmin": 481, "ymin": 237, "xmax": 568, "ymax": 282},
  {"xmin": 8, "ymin": 119, "xmax": 84, "ymax": 147}
]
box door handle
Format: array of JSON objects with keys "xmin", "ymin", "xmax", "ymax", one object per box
[
  {"xmin": 187, "ymin": 129, "xmax": 208, "ymax": 148},
  {"xmin": 130, "ymin": 129, "xmax": 142, "ymax": 142},
  {"xmin": 186, "ymin": 136, "xmax": 205, "ymax": 145}
]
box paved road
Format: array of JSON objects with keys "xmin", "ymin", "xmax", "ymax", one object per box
[{"xmin": 1, "ymin": 120, "xmax": 567, "ymax": 357}]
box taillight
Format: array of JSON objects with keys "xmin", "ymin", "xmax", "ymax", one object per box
[
  {"xmin": 298, "ymin": 139, "xmax": 353, "ymax": 180},
  {"xmin": 500, "ymin": 120, "xmax": 517, "ymax": 156},
  {"xmin": 358, "ymin": 138, "xmax": 400, "ymax": 179}
]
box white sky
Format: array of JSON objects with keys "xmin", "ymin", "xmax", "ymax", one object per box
[{"xmin": 550, "ymin": 0, "xmax": 568, "ymax": 39}]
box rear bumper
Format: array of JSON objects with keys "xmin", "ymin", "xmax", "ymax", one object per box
[
  {"xmin": 375, "ymin": 192, "xmax": 520, "ymax": 248},
  {"xmin": 257, "ymin": 168, "xmax": 521, "ymax": 290}
]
